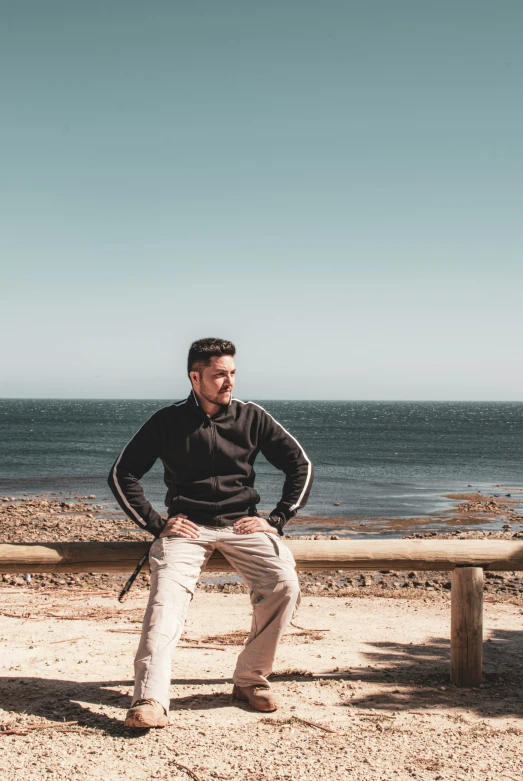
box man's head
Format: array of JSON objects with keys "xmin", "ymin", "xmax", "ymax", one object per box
[{"xmin": 187, "ymin": 338, "xmax": 236, "ymax": 408}]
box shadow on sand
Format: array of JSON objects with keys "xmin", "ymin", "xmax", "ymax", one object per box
[
  {"xmin": 338, "ymin": 628, "xmax": 523, "ymax": 718},
  {"xmin": 0, "ymin": 675, "xmax": 237, "ymax": 736},
  {"xmin": 1, "ymin": 628, "xmax": 522, "ymax": 733}
]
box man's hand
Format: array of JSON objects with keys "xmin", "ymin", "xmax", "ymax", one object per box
[
  {"xmin": 160, "ymin": 514, "xmax": 201, "ymax": 539},
  {"xmin": 233, "ymin": 516, "xmax": 277, "ymax": 535}
]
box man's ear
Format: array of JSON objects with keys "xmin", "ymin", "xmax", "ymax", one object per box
[{"xmin": 189, "ymin": 370, "xmax": 199, "ymax": 388}]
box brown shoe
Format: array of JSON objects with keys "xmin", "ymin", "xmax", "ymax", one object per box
[
  {"xmin": 232, "ymin": 684, "xmax": 280, "ymax": 712},
  {"xmin": 124, "ymin": 698, "xmax": 169, "ymax": 728}
]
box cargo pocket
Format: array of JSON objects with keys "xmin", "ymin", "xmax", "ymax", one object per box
[
  {"xmin": 263, "ymin": 531, "xmax": 280, "ymax": 555},
  {"xmin": 148, "ymin": 537, "xmax": 199, "ymax": 596},
  {"xmin": 264, "ymin": 532, "xmax": 295, "ymax": 563},
  {"xmin": 249, "ymin": 588, "xmax": 263, "ymax": 638}
]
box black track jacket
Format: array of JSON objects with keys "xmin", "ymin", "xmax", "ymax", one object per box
[{"xmin": 108, "ymin": 391, "xmax": 313, "ymax": 537}]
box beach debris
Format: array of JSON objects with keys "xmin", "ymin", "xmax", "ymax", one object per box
[
  {"xmin": 261, "ymin": 715, "xmax": 338, "ymax": 733},
  {"xmin": 48, "ymin": 636, "xmax": 86, "ymax": 645},
  {"xmin": 199, "ymin": 629, "xmax": 248, "ymax": 645},
  {"xmin": 290, "ymin": 621, "xmax": 330, "ymax": 632},
  {"xmin": 270, "ymin": 668, "xmax": 314, "ymax": 678},
  {"xmin": 0, "ymin": 606, "xmax": 144, "ymax": 622},
  {"xmin": 0, "ymin": 720, "xmax": 79, "ymax": 736},
  {"xmin": 164, "ymin": 753, "xmax": 203, "ymax": 781},
  {"xmin": 293, "ymin": 717, "xmax": 338, "ymax": 733},
  {"xmin": 109, "ymin": 629, "xmax": 231, "ymax": 650},
  {"xmin": 0, "ymin": 611, "xmax": 39, "ymax": 619}
]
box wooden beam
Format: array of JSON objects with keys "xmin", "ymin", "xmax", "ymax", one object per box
[
  {"xmin": 450, "ymin": 567, "xmax": 483, "ymax": 687},
  {"xmin": 0, "ymin": 539, "xmax": 522, "ymax": 573},
  {"xmin": 0, "ymin": 540, "xmax": 501, "ymax": 689}
]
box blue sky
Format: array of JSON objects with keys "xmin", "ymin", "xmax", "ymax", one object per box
[{"xmin": 1, "ymin": 1, "xmax": 522, "ymax": 399}]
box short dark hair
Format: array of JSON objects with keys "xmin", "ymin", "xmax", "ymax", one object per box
[{"xmin": 187, "ymin": 338, "xmax": 236, "ymax": 376}]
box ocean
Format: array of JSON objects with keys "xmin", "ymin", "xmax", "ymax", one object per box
[{"xmin": 1, "ymin": 399, "xmax": 522, "ymax": 536}]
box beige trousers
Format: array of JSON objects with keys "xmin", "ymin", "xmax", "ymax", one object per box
[{"xmin": 132, "ymin": 526, "xmax": 301, "ymax": 713}]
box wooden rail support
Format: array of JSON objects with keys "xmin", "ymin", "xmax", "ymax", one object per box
[{"xmin": 450, "ymin": 566, "xmax": 483, "ymax": 687}]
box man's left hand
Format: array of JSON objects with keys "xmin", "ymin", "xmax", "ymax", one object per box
[{"xmin": 233, "ymin": 516, "xmax": 276, "ymax": 535}]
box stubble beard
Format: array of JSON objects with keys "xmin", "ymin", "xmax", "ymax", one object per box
[{"xmin": 200, "ymin": 384, "xmax": 232, "ymax": 407}]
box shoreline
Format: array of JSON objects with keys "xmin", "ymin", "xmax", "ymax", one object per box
[
  {"xmin": 2, "ymin": 487, "xmax": 523, "ymax": 535},
  {"xmin": 2, "ymin": 479, "xmax": 522, "ymax": 534},
  {"xmin": 2, "ymin": 492, "xmax": 523, "ymax": 604}
]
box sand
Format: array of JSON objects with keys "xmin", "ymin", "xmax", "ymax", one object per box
[
  {"xmin": 2, "ymin": 492, "xmax": 523, "ymax": 779},
  {"xmin": 1, "ymin": 586, "xmax": 523, "ymax": 780}
]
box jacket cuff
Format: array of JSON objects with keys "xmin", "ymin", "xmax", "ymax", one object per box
[
  {"xmin": 269, "ymin": 510, "xmax": 287, "ymax": 535},
  {"xmin": 144, "ymin": 510, "xmax": 167, "ymax": 538},
  {"xmin": 272, "ymin": 505, "xmax": 295, "ymax": 523}
]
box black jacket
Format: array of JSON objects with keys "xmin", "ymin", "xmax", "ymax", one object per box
[{"xmin": 108, "ymin": 391, "xmax": 313, "ymax": 537}]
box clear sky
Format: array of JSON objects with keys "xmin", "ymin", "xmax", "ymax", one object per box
[{"xmin": 1, "ymin": 1, "xmax": 522, "ymax": 400}]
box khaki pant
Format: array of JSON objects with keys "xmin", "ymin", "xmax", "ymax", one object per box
[{"xmin": 132, "ymin": 526, "xmax": 301, "ymax": 713}]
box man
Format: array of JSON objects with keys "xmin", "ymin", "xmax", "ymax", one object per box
[{"xmin": 108, "ymin": 338, "xmax": 313, "ymax": 728}]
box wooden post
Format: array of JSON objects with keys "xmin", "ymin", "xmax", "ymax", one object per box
[{"xmin": 450, "ymin": 566, "xmax": 483, "ymax": 687}]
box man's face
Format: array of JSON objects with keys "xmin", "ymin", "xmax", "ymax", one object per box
[{"xmin": 191, "ymin": 355, "xmax": 236, "ymax": 407}]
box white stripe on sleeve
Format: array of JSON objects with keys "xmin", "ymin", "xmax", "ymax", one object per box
[{"xmin": 233, "ymin": 399, "xmax": 312, "ymax": 512}]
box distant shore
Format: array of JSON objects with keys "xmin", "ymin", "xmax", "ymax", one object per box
[{"xmin": 1, "ymin": 485, "xmax": 523, "ymax": 537}]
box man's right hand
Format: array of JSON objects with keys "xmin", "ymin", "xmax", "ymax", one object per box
[{"xmin": 160, "ymin": 514, "xmax": 201, "ymax": 539}]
